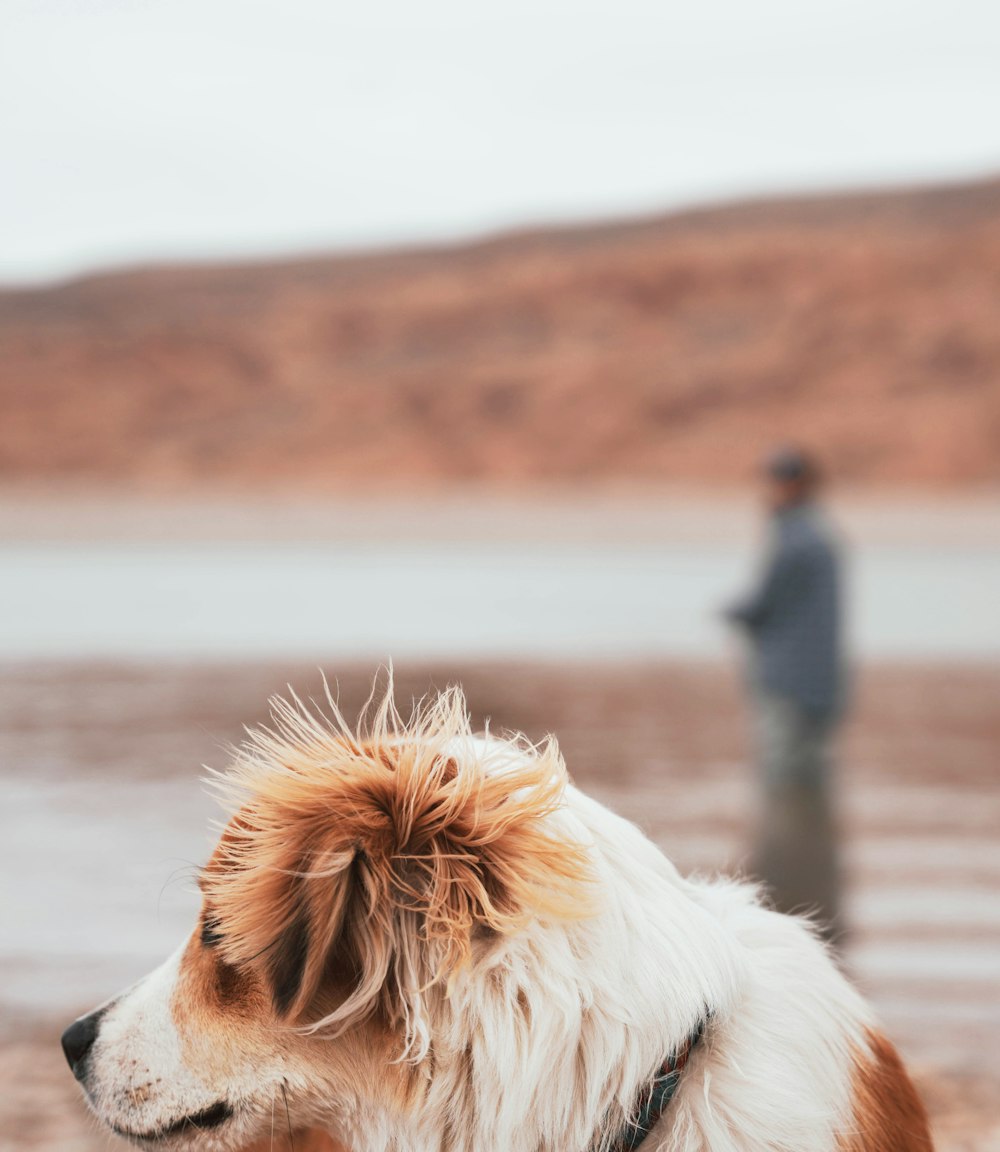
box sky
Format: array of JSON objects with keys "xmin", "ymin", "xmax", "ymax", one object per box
[{"xmin": 2, "ymin": 0, "xmax": 999, "ymax": 284}]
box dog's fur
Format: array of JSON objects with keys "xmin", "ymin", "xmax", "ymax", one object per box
[{"xmin": 65, "ymin": 682, "xmax": 932, "ymax": 1151}]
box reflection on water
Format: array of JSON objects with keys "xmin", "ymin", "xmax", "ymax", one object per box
[{"xmin": 3, "ymin": 776, "xmax": 209, "ymax": 1013}]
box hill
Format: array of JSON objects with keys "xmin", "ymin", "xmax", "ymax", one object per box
[{"xmin": 2, "ymin": 179, "xmax": 999, "ymax": 490}]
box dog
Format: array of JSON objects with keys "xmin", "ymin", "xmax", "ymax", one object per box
[{"xmin": 62, "ymin": 682, "xmax": 932, "ymax": 1151}]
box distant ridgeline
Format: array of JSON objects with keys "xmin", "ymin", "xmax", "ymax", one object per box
[{"xmin": 1, "ymin": 178, "xmax": 998, "ymax": 489}]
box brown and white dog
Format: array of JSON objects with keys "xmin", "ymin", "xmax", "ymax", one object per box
[{"xmin": 62, "ymin": 683, "xmax": 932, "ymax": 1152}]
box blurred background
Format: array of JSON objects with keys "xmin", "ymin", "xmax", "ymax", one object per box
[{"xmin": 1, "ymin": 1, "xmax": 999, "ymax": 1148}]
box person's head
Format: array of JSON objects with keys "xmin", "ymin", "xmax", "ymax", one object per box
[{"xmin": 762, "ymin": 446, "xmax": 821, "ymax": 511}]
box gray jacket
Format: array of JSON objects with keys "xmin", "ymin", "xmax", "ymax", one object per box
[{"xmin": 726, "ymin": 503, "xmax": 846, "ymax": 717}]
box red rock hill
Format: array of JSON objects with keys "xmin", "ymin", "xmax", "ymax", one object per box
[{"xmin": 2, "ymin": 179, "xmax": 998, "ymax": 490}]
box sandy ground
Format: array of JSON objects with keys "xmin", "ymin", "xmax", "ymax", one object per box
[{"xmin": 2, "ymin": 659, "xmax": 999, "ymax": 1151}]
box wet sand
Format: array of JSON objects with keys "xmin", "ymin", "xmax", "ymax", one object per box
[{"xmin": 3, "ymin": 659, "xmax": 999, "ymax": 1150}]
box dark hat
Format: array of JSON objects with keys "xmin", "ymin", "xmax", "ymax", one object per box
[{"xmin": 764, "ymin": 445, "xmax": 817, "ymax": 482}]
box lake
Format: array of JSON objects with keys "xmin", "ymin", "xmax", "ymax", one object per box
[{"xmin": 3, "ymin": 540, "xmax": 998, "ymax": 659}]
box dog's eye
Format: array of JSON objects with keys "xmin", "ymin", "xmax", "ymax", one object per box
[{"xmin": 201, "ymin": 915, "xmax": 224, "ymax": 949}]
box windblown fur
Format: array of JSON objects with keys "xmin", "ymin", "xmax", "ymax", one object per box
[
  {"xmin": 202, "ymin": 685, "xmax": 595, "ymax": 1055},
  {"xmin": 63, "ymin": 677, "xmax": 932, "ymax": 1152}
]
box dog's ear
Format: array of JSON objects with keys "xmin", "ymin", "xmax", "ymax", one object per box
[
  {"xmin": 204, "ymin": 810, "xmax": 361, "ymax": 1021},
  {"xmin": 203, "ymin": 687, "xmax": 594, "ymax": 1032},
  {"xmin": 268, "ymin": 903, "xmax": 311, "ymax": 1017}
]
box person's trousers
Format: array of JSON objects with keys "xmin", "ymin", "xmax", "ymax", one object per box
[{"xmin": 750, "ymin": 690, "xmax": 842, "ymax": 943}]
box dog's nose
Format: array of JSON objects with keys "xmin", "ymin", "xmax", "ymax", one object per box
[{"xmin": 61, "ymin": 1010, "xmax": 104, "ymax": 1081}]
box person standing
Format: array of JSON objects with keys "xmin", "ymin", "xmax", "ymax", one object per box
[{"xmin": 724, "ymin": 447, "xmax": 847, "ymax": 944}]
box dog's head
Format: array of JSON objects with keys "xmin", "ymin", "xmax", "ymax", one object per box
[{"xmin": 61, "ymin": 684, "xmax": 593, "ymax": 1150}]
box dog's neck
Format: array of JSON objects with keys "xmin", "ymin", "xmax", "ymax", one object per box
[{"xmin": 601, "ymin": 1019, "xmax": 707, "ymax": 1152}]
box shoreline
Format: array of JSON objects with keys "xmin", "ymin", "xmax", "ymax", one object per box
[{"xmin": 0, "ymin": 490, "xmax": 998, "ymax": 547}]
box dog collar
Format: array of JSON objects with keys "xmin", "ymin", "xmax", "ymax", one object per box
[{"xmin": 605, "ymin": 1019, "xmax": 706, "ymax": 1152}]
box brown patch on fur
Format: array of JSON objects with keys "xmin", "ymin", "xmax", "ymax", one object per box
[
  {"xmin": 241, "ymin": 1130, "xmax": 348, "ymax": 1152},
  {"xmin": 840, "ymin": 1028, "xmax": 933, "ymax": 1151},
  {"xmin": 201, "ymin": 682, "xmax": 595, "ymax": 1038},
  {"xmin": 173, "ymin": 931, "xmax": 268, "ymax": 1030},
  {"xmin": 168, "ymin": 927, "xmax": 277, "ymax": 1093},
  {"xmin": 171, "ymin": 918, "xmax": 416, "ymax": 1128}
]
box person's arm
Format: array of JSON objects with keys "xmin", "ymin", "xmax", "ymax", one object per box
[{"xmin": 724, "ymin": 534, "xmax": 800, "ymax": 630}]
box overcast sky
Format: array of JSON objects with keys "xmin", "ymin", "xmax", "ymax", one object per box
[{"xmin": 2, "ymin": 0, "xmax": 999, "ymax": 284}]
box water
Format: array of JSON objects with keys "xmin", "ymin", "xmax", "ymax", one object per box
[{"xmin": 2, "ymin": 542, "xmax": 998, "ymax": 660}]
